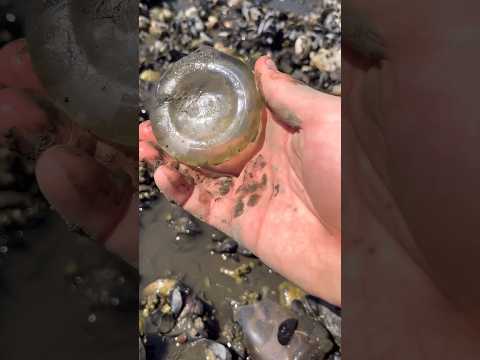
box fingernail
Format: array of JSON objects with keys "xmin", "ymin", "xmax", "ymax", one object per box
[
  {"xmin": 265, "ymin": 56, "xmax": 277, "ymax": 71},
  {"xmin": 254, "ymin": 71, "xmax": 266, "ymax": 99}
]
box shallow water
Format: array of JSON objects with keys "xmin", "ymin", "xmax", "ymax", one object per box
[{"xmin": 140, "ymin": 198, "xmax": 286, "ymax": 328}]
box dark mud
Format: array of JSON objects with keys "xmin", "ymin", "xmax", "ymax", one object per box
[{"xmin": 141, "ymin": 198, "xmax": 287, "ymax": 326}]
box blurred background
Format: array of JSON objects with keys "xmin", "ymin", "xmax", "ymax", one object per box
[
  {"xmin": 0, "ymin": 2, "xmax": 138, "ymax": 360},
  {"xmin": 0, "ymin": 0, "xmax": 25, "ymax": 47}
]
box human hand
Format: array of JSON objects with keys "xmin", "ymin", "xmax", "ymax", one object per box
[
  {"xmin": 0, "ymin": 39, "xmax": 138, "ymax": 265},
  {"xmin": 140, "ymin": 56, "xmax": 341, "ymax": 306}
]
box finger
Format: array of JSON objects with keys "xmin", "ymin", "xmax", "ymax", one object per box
[
  {"xmin": 139, "ymin": 120, "xmax": 156, "ymax": 142},
  {"xmin": 0, "ymin": 87, "xmax": 57, "ymax": 153},
  {"xmin": 254, "ymin": 56, "xmax": 339, "ymax": 130},
  {"xmin": 0, "ymin": 39, "xmax": 46, "ymax": 93},
  {"xmin": 0, "ymin": 88, "xmax": 97, "ymax": 156},
  {"xmin": 36, "ymin": 145, "xmax": 137, "ymax": 264},
  {"xmin": 139, "ymin": 121, "xmax": 164, "ymax": 166},
  {"xmin": 139, "ymin": 140, "xmax": 161, "ymax": 165},
  {"xmin": 0, "ymin": 88, "xmax": 51, "ymax": 134},
  {"xmin": 153, "ymin": 164, "xmax": 194, "ymax": 206}
]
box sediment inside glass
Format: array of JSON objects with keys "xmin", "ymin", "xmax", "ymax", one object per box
[{"xmin": 148, "ymin": 46, "xmax": 263, "ymax": 167}]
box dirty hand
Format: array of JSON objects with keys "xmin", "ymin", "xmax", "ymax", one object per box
[
  {"xmin": 140, "ymin": 56, "xmax": 341, "ymax": 306},
  {"xmin": 0, "ymin": 39, "xmax": 138, "ymax": 265}
]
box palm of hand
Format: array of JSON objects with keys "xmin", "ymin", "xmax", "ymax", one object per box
[{"xmin": 140, "ymin": 57, "xmax": 341, "ymax": 304}]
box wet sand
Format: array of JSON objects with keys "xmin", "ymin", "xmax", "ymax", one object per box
[{"xmin": 140, "ymin": 197, "xmax": 287, "ymax": 328}]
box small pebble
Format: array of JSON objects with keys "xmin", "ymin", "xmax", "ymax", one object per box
[
  {"xmin": 140, "ymin": 69, "xmax": 161, "ymax": 82},
  {"xmin": 277, "ymin": 318, "xmax": 298, "ymax": 346}
]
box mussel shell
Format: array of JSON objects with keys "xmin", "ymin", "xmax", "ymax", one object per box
[
  {"xmin": 178, "ymin": 339, "xmax": 232, "ymax": 360},
  {"xmin": 147, "ymin": 46, "xmax": 263, "ymax": 167},
  {"xmin": 142, "ymin": 278, "xmax": 178, "ymax": 299},
  {"xmin": 25, "ymin": 0, "xmax": 138, "ymax": 147}
]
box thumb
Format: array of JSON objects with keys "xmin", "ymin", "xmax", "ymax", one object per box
[
  {"xmin": 0, "ymin": 39, "xmax": 46, "ymax": 93},
  {"xmin": 254, "ymin": 56, "xmax": 339, "ymax": 130}
]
